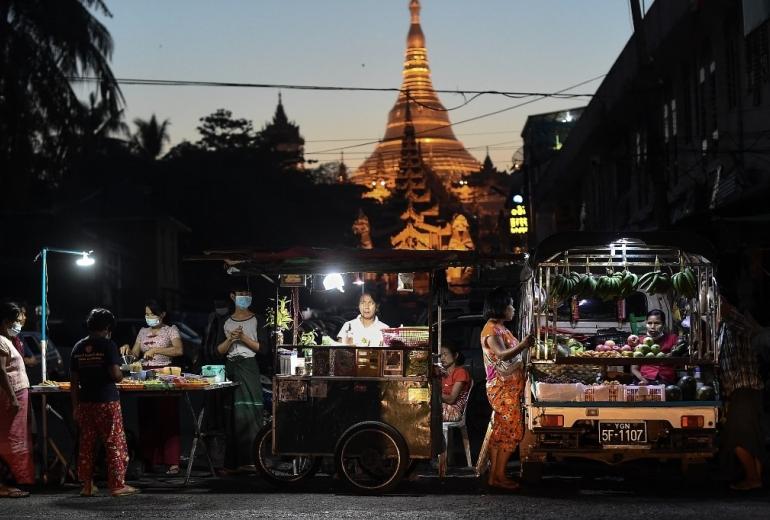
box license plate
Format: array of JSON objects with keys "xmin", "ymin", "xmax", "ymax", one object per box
[{"xmin": 599, "ymin": 421, "xmax": 647, "ymax": 446}]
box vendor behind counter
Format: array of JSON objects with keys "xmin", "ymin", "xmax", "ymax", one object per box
[{"xmin": 336, "ymin": 291, "xmax": 390, "ymax": 347}]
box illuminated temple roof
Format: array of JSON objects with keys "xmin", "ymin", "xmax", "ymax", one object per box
[{"xmin": 354, "ymin": 0, "xmax": 481, "ymax": 189}]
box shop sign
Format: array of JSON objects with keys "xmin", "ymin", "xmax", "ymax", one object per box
[{"xmin": 509, "ymin": 204, "xmax": 528, "ymax": 235}]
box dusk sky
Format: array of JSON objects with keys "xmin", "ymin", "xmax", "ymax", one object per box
[{"xmin": 96, "ymin": 1, "xmax": 636, "ymax": 170}]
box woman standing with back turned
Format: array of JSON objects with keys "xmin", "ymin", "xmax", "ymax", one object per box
[{"xmin": 480, "ymin": 287, "xmax": 533, "ymax": 490}]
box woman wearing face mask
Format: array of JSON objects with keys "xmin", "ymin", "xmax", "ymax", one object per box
[
  {"xmin": 216, "ymin": 287, "xmax": 263, "ymax": 472},
  {"xmin": 0, "ymin": 302, "xmax": 33, "ymax": 498},
  {"xmin": 120, "ymin": 299, "xmax": 183, "ymax": 475},
  {"xmin": 631, "ymin": 309, "xmax": 679, "ymax": 384}
]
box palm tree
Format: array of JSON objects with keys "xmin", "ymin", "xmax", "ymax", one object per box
[
  {"xmin": 132, "ymin": 115, "xmax": 171, "ymax": 160},
  {"xmin": 0, "ymin": 0, "xmax": 122, "ymax": 204}
]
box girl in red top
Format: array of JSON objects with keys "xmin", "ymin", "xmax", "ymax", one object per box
[
  {"xmin": 440, "ymin": 345, "xmax": 471, "ymax": 422},
  {"xmin": 631, "ymin": 309, "xmax": 678, "ymax": 384}
]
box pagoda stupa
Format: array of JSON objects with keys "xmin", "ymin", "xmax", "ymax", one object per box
[{"xmin": 353, "ymin": 0, "xmax": 481, "ymax": 189}]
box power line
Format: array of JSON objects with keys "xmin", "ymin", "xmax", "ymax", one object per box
[
  {"xmin": 71, "ymin": 76, "xmax": 597, "ymax": 100},
  {"xmin": 305, "ymin": 73, "xmax": 606, "ymax": 155}
]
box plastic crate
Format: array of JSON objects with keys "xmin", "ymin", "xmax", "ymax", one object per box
[
  {"xmin": 381, "ymin": 327, "xmax": 430, "ymax": 348},
  {"xmin": 535, "ymin": 382, "xmax": 583, "ymax": 402},
  {"xmin": 624, "ymin": 384, "xmax": 666, "ymax": 402},
  {"xmin": 582, "ymin": 384, "xmax": 623, "ymax": 402}
]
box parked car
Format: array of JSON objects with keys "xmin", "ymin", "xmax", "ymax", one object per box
[{"xmin": 18, "ymin": 331, "xmax": 66, "ymax": 384}]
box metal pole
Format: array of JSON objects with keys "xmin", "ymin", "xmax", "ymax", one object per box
[{"xmin": 41, "ymin": 248, "xmax": 48, "ymax": 383}]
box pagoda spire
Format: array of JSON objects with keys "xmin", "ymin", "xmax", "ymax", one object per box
[{"xmin": 354, "ymin": 1, "xmax": 480, "ymax": 188}]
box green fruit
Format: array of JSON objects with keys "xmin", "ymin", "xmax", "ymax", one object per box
[
  {"xmin": 651, "ymin": 345, "xmax": 660, "ymax": 355},
  {"xmin": 645, "ymin": 352, "xmax": 656, "ymax": 358},
  {"xmin": 633, "ymin": 351, "xmax": 644, "ymax": 358},
  {"xmin": 656, "ymin": 352, "xmax": 666, "ymax": 358},
  {"xmin": 644, "ymin": 337, "xmax": 654, "ymax": 347}
]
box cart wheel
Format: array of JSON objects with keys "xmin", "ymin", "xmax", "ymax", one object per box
[
  {"xmin": 254, "ymin": 423, "xmax": 320, "ymax": 486},
  {"xmin": 335, "ymin": 421, "xmax": 409, "ymax": 494}
]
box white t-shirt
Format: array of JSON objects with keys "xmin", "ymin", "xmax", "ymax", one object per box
[
  {"xmin": 336, "ymin": 316, "xmax": 390, "ymax": 347},
  {"xmin": 223, "ymin": 315, "xmax": 258, "ymax": 359}
]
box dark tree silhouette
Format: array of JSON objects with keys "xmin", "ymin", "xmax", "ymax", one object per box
[
  {"xmin": 196, "ymin": 109, "xmax": 258, "ymax": 151},
  {"xmin": 132, "ymin": 114, "xmax": 171, "ymax": 160},
  {"xmin": 0, "ymin": 0, "xmax": 122, "ymax": 204}
]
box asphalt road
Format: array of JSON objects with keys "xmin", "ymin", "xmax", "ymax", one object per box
[{"xmin": 3, "ymin": 467, "xmax": 770, "ymax": 520}]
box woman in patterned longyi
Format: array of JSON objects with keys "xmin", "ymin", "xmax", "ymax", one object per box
[
  {"xmin": 480, "ymin": 288, "xmax": 533, "ymax": 490},
  {"xmin": 70, "ymin": 308, "xmax": 138, "ymax": 497}
]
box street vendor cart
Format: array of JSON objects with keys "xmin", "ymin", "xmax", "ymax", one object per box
[
  {"xmin": 518, "ymin": 232, "xmax": 722, "ymax": 481},
  {"xmin": 196, "ymin": 247, "xmax": 515, "ymax": 493}
]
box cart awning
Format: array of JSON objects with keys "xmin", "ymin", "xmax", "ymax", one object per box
[{"xmin": 187, "ymin": 246, "xmax": 525, "ymax": 275}]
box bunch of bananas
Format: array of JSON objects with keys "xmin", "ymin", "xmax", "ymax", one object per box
[
  {"xmin": 671, "ymin": 267, "xmax": 697, "ymax": 298},
  {"xmin": 549, "ymin": 271, "xmax": 583, "ymax": 301},
  {"xmin": 636, "ymin": 271, "xmax": 672, "ymax": 294},
  {"xmin": 594, "ymin": 270, "xmax": 638, "ymax": 301}
]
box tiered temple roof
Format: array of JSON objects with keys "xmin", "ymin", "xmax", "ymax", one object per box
[{"xmin": 354, "ymin": 0, "xmax": 481, "ymax": 189}]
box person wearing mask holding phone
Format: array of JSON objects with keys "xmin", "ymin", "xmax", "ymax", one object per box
[
  {"xmin": 120, "ymin": 299, "xmax": 183, "ymax": 475},
  {"xmin": 216, "ymin": 287, "xmax": 263, "ymax": 472}
]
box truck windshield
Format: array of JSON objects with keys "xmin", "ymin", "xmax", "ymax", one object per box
[{"xmin": 556, "ymin": 292, "xmax": 647, "ymax": 321}]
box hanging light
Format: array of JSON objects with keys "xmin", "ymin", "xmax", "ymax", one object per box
[
  {"xmin": 323, "ymin": 273, "xmax": 345, "ymax": 292},
  {"xmin": 353, "ymin": 273, "xmax": 365, "ymax": 286}
]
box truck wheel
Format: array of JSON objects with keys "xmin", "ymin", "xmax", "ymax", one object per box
[
  {"xmin": 254, "ymin": 423, "xmax": 320, "ymax": 487},
  {"xmin": 520, "ymin": 460, "xmax": 544, "ymax": 483},
  {"xmin": 335, "ymin": 421, "xmax": 409, "ymax": 494}
]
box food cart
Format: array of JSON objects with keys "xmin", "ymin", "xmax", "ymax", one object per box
[
  {"xmin": 196, "ymin": 246, "xmax": 516, "ymax": 493},
  {"xmin": 518, "ymin": 232, "xmax": 721, "ymax": 480}
]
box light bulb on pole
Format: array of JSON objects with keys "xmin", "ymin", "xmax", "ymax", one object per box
[{"xmin": 34, "ymin": 248, "xmax": 95, "ymax": 381}]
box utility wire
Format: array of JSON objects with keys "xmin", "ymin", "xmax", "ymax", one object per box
[
  {"xmin": 71, "ymin": 76, "xmax": 596, "ymax": 100},
  {"xmin": 306, "ymin": 73, "xmax": 606, "ymax": 155}
]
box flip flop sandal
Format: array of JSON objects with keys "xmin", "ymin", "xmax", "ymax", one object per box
[
  {"xmin": 79, "ymin": 485, "xmax": 99, "ymax": 497},
  {"xmin": 0, "ymin": 488, "xmax": 30, "ymax": 498},
  {"xmin": 165, "ymin": 466, "xmax": 180, "ymax": 475},
  {"xmin": 111, "ymin": 486, "xmax": 141, "ymax": 497}
]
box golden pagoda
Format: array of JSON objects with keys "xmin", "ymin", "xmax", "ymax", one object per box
[{"xmin": 354, "ymin": 0, "xmax": 481, "ymax": 189}]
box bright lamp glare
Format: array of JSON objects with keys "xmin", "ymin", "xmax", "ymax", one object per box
[
  {"xmin": 323, "ymin": 273, "xmax": 345, "ymax": 292},
  {"xmin": 76, "ymin": 252, "xmax": 95, "ymax": 267}
]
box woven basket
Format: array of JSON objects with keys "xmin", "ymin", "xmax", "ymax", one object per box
[{"xmin": 381, "ymin": 327, "xmax": 430, "ymax": 348}]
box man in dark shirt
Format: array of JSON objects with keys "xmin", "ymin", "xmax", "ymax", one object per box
[{"xmin": 70, "ymin": 308, "xmax": 139, "ymax": 497}]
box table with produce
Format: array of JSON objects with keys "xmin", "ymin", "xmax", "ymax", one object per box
[{"xmin": 30, "ymin": 363, "xmax": 238, "ymax": 485}]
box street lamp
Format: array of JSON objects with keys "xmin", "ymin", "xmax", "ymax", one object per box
[{"xmin": 33, "ymin": 248, "xmax": 96, "ymax": 381}]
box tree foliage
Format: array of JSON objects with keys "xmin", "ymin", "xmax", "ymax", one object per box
[
  {"xmin": 195, "ymin": 109, "xmax": 258, "ymax": 151},
  {"xmin": 132, "ymin": 114, "xmax": 171, "ymax": 160},
  {"xmin": 0, "ymin": 0, "xmax": 122, "ymax": 202}
]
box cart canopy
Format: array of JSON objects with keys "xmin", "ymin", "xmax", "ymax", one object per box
[{"xmin": 188, "ymin": 246, "xmax": 524, "ymax": 275}]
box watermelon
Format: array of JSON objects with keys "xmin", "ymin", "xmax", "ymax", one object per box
[
  {"xmin": 677, "ymin": 375, "xmax": 697, "ymax": 401},
  {"xmin": 696, "ymin": 385, "xmax": 716, "ymax": 401},
  {"xmin": 665, "ymin": 385, "xmax": 682, "ymax": 401}
]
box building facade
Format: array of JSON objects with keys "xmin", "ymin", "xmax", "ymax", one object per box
[{"xmin": 533, "ymin": 0, "xmax": 770, "ymax": 322}]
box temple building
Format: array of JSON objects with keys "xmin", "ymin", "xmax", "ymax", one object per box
[
  {"xmin": 260, "ymin": 93, "xmax": 305, "ymax": 170},
  {"xmin": 353, "ymin": 0, "xmax": 481, "ymax": 190}
]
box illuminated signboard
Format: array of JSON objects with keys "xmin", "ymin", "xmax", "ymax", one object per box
[{"xmin": 509, "ymin": 204, "xmax": 528, "ymax": 235}]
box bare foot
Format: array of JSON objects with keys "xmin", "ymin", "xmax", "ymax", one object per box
[
  {"xmin": 730, "ymin": 480, "xmax": 762, "ymax": 491},
  {"xmin": 79, "ymin": 483, "xmax": 98, "ymax": 497},
  {"xmin": 488, "ymin": 477, "xmax": 520, "ymax": 490},
  {"xmin": 111, "ymin": 485, "xmax": 140, "ymax": 497}
]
